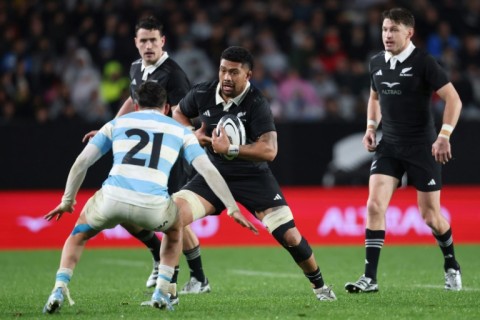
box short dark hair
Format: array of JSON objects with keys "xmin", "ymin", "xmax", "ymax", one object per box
[
  {"xmin": 221, "ymin": 46, "xmax": 254, "ymax": 70},
  {"xmin": 134, "ymin": 81, "xmax": 167, "ymax": 109},
  {"xmin": 382, "ymin": 8, "xmax": 415, "ymax": 28},
  {"xmin": 135, "ymin": 16, "xmax": 164, "ymax": 35}
]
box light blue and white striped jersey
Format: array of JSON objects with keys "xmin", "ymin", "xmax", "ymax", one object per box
[{"xmin": 89, "ymin": 109, "xmax": 205, "ymax": 208}]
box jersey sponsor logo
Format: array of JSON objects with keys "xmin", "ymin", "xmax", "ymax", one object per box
[
  {"xmin": 381, "ymin": 89, "xmax": 402, "ymax": 95},
  {"xmin": 381, "ymin": 82, "xmax": 400, "ymax": 88},
  {"xmin": 374, "ymin": 69, "xmax": 383, "ymax": 76},
  {"xmin": 203, "ymin": 110, "xmax": 211, "ymax": 117},
  {"xmin": 399, "ymin": 67, "xmax": 413, "ymax": 77}
]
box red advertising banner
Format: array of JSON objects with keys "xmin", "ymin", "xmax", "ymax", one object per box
[{"xmin": 1, "ymin": 187, "xmax": 479, "ymax": 249}]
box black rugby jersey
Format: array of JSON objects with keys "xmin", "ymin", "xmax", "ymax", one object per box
[
  {"xmin": 129, "ymin": 57, "xmax": 190, "ymax": 106},
  {"xmin": 370, "ymin": 48, "xmax": 449, "ymax": 144},
  {"xmin": 178, "ymin": 80, "xmax": 276, "ymax": 175}
]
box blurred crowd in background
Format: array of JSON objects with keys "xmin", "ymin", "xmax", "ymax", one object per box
[{"xmin": 1, "ymin": 0, "xmax": 480, "ymax": 126}]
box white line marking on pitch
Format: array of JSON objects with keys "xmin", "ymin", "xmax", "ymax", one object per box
[
  {"xmin": 229, "ymin": 269, "xmax": 300, "ymax": 278},
  {"xmin": 98, "ymin": 258, "xmax": 146, "ymax": 267},
  {"xmin": 413, "ymin": 284, "xmax": 479, "ymax": 291}
]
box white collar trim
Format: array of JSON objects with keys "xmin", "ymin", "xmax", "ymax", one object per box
[
  {"xmin": 385, "ymin": 42, "xmax": 415, "ymax": 63},
  {"xmin": 215, "ymin": 81, "xmax": 250, "ymax": 111},
  {"xmin": 141, "ymin": 52, "xmax": 169, "ymax": 80}
]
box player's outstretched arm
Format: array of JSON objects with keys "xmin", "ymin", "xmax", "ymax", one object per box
[{"xmin": 45, "ymin": 144, "xmax": 102, "ymax": 222}]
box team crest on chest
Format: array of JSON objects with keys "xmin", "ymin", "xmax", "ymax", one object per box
[{"xmin": 400, "ymin": 67, "xmax": 413, "ymax": 77}]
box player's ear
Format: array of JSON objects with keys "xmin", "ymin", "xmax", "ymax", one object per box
[
  {"xmin": 162, "ymin": 103, "xmax": 171, "ymax": 115},
  {"xmin": 408, "ymin": 27, "xmax": 414, "ymax": 39}
]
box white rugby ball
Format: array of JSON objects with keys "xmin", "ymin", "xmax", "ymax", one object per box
[{"xmin": 216, "ymin": 114, "xmax": 246, "ymax": 160}]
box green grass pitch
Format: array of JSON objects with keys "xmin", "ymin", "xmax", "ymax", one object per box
[{"xmin": 1, "ymin": 245, "xmax": 479, "ymax": 319}]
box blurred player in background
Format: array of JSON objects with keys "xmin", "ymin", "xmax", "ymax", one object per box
[
  {"xmin": 171, "ymin": 46, "xmax": 336, "ymax": 301},
  {"xmin": 345, "ymin": 7, "xmax": 463, "ymax": 293},
  {"xmin": 83, "ymin": 16, "xmax": 210, "ymax": 298},
  {"xmin": 43, "ymin": 82, "xmax": 255, "ymax": 313}
]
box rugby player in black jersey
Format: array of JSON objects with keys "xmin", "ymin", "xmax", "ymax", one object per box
[
  {"xmin": 82, "ymin": 17, "xmax": 210, "ymax": 300},
  {"xmin": 171, "ymin": 46, "xmax": 336, "ymax": 301},
  {"xmin": 345, "ymin": 8, "xmax": 463, "ymax": 293}
]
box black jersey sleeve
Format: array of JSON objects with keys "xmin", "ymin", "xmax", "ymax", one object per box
[
  {"xmin": 369, "ymin": 52, "xmax": 384, "ymax": 93},
  {"xmin": 424, "ymin": 55, "xmax": 449, "ymax": 91},
  {"xmin": 178, "ymin": 84, "xmax": 201, "ymax": 118},
  {"xmin": 370, "ymin": 65, "xmax": 377, "ymax": 93},
  {"xmin": 247, "ymin": 93, "xmax": 276, "ymax": 141}
]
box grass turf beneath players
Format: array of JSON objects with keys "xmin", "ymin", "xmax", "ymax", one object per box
[{"xmin": 1, "ymin": 245, "xmax": 479, "ymax": 319}]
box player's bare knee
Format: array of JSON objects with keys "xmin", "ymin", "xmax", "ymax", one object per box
[
  {"xmin": 366, "ymin": 199, "xmax": 386, "ymax": 219},
  {"xmin": 172, "ymin": 190, "xmax": 206, "ymax": 223}
]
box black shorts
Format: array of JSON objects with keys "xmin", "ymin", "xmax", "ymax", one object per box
[
  {"xmin": 371, "ymin": 140, "xmax": 442, "ymax": 192},
  {"xmin": 182, "ymin": 170, "xmax": 288, "ymax": 215},
  {"xmin": 168, "ymin": 157, "xmax": 194, "ymax": 194}
]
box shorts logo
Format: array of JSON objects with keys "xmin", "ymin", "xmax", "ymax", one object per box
[
  {"xmin": 428, "ymin": 179, "xmax": 436, "ymax": 186},
  {"xmin": 131, "ymin": 79, "xmax": 137, "ymax": 85},
  {"xmin": 273, "ymin": 194, "xmax": 282, "ymax": 200},
  {"xmin": 203, "ymin": 110, "xmax": 211, "ymax": 117},
  {"xmin": 375, "ymin": 70, "xmax": 383, "ymax": 76},
  {"xmin": 370, "ymin": 160, "xmax": 377, "ymax": 171}
]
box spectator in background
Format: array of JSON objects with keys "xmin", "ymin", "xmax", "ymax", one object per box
[
  {"xmin": 426, "ymin": 20, "xmax": 461, "ymax": 60},
  {"xmin": 278, "ymin": 68, "xmax": 324, "ymax": 121},
  {"xmin": 250, "ymin": 59, "xmax": 281, "ymax": 120},
  {"xmin": 11, "ymin": 58, "xmax": 33, "ymax": 119},
  {"xmin": 100, "ymin": 60, "xmax": 129, "ymax": 115},
  {"xmin": 464, "ymin": 64, "xmax": 480, "ymax": 119},
  {"xmin": 171, "ymin": 37, "xmax": 215, "ymax": 85},
  {"xmin": 68, "ymin": 48, "xmax": 111, "ymax": 123},
  {"xmin": 258, "ymin": 28, "xmax": 289, "ymax": 81},
  {"xmin": 189, "ymin": 9, "xmax": 212, "ymax": 43},
  {"xmin": 0, "ymin": 0, "xmax": 479, "ymax": 124},
  {"xmin": 288, "ymin": 21, "xmax": 317, "ymax": 78},
  {"xmin": 310, "ymin": 64, "xmax": 339, "ymax": 102},
  {"xmin": 0, "ymin": 90, "xmax": 15, "ymax": 124},
  {"xmin": 458, "ymin": 34, "xmax": 480, "ymax": 71},
  {"xmin": 317, "ymin": 26, "xmax": 347, "ymax": 74}
]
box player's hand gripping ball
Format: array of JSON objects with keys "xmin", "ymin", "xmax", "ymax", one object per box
[{"xmin": 216, "ymin": 114, "xmax": 246, "ymax": 160}]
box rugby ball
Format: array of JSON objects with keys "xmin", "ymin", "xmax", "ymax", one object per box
[{"xmin": 216, "ymin": 114, "xmax": 246, "ymax": 160}]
